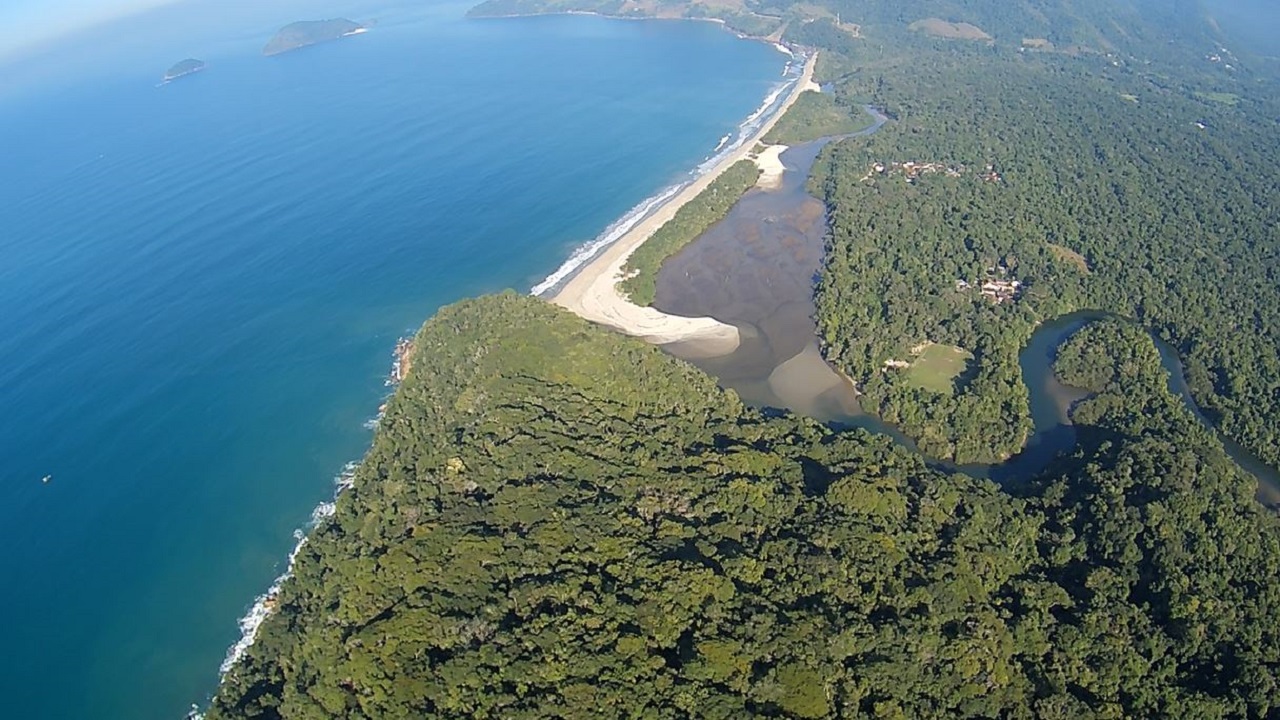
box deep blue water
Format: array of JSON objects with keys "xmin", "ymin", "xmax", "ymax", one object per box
[{"xmin": 0, "ymin": 2, "xmax": 785, "ymax": 717}]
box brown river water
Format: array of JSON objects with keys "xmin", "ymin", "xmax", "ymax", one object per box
[{"xmin": 656, "ymin": 139, "xmax": 867, "ymax": 422}]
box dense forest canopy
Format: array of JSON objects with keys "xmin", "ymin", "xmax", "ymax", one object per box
[
  {"xmin": 789, "ymin": 0, "xmax": 1280, "ymax": 466},
  {"xmin": 209, "ymin": 295, "xmax": 1280, "ymax": 719},
  {"xmin": 485, "ymin": 0, "xmax": 1280, "ymax": 466},
  {"xmin": 207, "ymin": 0, "xmax": 1280, "ymax": 716}
]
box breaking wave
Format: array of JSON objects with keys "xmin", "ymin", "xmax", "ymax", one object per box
[
  {"xmin": 529, "ymin": 181, "xmax": 686, "ymax": 297},
  {"xmin": 215, "ymin": 462, "xmax": 358, "ymax": 677}
]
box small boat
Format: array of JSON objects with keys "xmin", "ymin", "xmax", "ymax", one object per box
[{"xmin": 41, "ymin": 474, "xmax": 52, "ymax": 484}]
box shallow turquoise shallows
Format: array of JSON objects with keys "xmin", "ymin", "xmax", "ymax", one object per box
[{"xmin": 0, "ymin": 2, "xmax": 785, "ymax": 716}]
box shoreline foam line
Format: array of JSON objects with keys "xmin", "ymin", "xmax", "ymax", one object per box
[
  {"xmin": 530, "ymin": 182, "xmax": 686, "ymax": 296},
  {"xmin": 545, "ymin": 50, "xmax": 818, "ymax": 354},
  {"xmin": 216, "ymin": 464, "xmax": 357, "ymax": 678}
]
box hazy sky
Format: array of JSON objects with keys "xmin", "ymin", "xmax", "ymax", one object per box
[{"xmin": 0, "ymin": 0, "xmax": 180, "ymax": 58}]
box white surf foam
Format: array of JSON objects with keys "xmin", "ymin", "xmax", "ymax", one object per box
[
  {"xmin": 216, "ymin": 462, "xmax": 358, "ymax": 677},
  {"xmin": 693, "ymin": 79, "xmax": 789, "ymax": 175},
  {"xmin": 530, "ymin": 181, "xmax": 687, "ymax": 297}
]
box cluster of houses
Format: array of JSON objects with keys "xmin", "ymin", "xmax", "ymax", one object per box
[
  {"xmin": 861, "ymin": 161, "xmax": 1003, "ymax": 184},
  {"xmin": 955, "ymin": 265, "xmax": 1023, "ymax": 304},
  {"xmin": 1206, "ymin": 47, "xmax": 1236, "ymax": 71},
  {"xmin": 862, "ymin": 160, "xmax": 962, "ymax": 184}
]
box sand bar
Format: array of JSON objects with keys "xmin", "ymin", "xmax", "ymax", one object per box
[
  {"xmin": 755, "ymin": 144, "xmax": 789, "ymax": 189},
  {"xmin": 549, "ymin": 51, "xmax": 818, "ymax": 355}
]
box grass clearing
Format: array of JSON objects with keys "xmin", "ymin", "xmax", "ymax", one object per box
[
  {"xmin": 908, "ymin": 18, "xmax": 992, "ymax": 41},
  {"xmin": 1194, "ymin": 91, "xmax": 1240, "ymax": 106},
  {"xmin": 1048, "ymin": 243, "xmax": 1092, "ymax": 273},
  {"xmin": 905, "ymin": 344, "xmax": 973, "ymax": 394}
]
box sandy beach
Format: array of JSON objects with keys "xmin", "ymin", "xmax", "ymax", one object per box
[
  {"xmin": 549, "ymin": 51, "xmax": 818, "ymax": 355},
  {"xmin": 755, "ymin": 144, "xmax": 789, "ymax": 189}
]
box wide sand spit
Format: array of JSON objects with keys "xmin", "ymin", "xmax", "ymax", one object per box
[{"xmin": 549, "ymin": 51, "xmax": 819, "ymax": 357}]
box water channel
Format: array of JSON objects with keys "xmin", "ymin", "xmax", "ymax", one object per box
[{"xmin": 654, "ymin": 108, "xmax": 1280, "ymax": 506}]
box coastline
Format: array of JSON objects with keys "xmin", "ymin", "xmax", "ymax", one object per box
[
  {"xmin": 547, "ymin": 51, "xmax": 818, "ymax": 355},
  {"xmin": 203, "ymin": 22, "xmax": 797, "ymax": 700},
  {"xmin": 470, "ymin": 9, "xmax": 732, "ymax": 30}
]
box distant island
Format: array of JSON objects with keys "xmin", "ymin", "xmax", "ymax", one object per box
[
  {"xmin": 263, "ymin": 19, "xmax": 367, "ymax": 56},
  {"xmin": 162, "ymin": 58, "xmax": 206, "ymax": 83}
]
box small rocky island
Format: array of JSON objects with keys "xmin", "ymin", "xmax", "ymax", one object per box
[
  {"xmin": 162, "ymin": 58, "xmax": 206, "ymax": 83},
  {"xmin": 263, "ymin": 18, "xmax": 367, "ymax": 56}
]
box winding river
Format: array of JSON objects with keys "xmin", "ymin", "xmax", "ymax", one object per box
[
  {"xmin": 969, "ymin": 311, "xmax": 1280, "ymax": 505},
  {"xmin": 654, "ymin": 108, "xmax": 1280, "ymax": 506}
]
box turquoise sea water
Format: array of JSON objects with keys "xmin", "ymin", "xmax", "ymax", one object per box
[{"xmin": 0, "ymin": 3, "xmax": 785, "ymax": 717}]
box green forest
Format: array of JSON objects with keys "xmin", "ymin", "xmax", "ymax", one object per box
[
  {"xmin": 208, "ymin": 295, "xmax": 1280, "ymax": 718},
  {"xmin": 476, "ymin": 0, "xmax": 1280, "ymax": 470},
  {"xmin": 206, "ymin": 0, "xmax": 1280, "ymax": 716},
  {"xmin": 795, "ymin": 2, "xmax": 1280, "ymax": 467},
  {"xmin": 762, "ymin": 91, "xmax": 872, "ymax": 146}
]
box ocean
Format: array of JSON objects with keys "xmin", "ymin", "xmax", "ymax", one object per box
[{"xmin": 0, "ymin": 2, "xmax": 786, "ymax": 717}]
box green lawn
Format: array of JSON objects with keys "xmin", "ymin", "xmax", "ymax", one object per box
[
  {"xmin": 1193, "ymin": 91, "xmax": 1240, "ymax": 106},
  {"xmin": 905, "ymin": 344, "xmax": 973, "ymax": 393}
]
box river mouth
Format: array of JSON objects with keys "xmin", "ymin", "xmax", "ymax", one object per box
[
  {"xmin": 652, "ymin": 114, "xmax": 1280, "ymax": 504},
  {"xmin": 655, "ymin": 140, "xmax": 862, "ymax": 422}
]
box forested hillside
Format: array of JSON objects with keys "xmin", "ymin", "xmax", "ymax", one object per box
[
  {"xmin": 795, "ymin": 1, "xmax": 1280, "ymax": 466},
  {"xmin": 470, "ymin": 0, "xmax": 1280, "ymax": 470},
  {"xmin": 474, "ymin": 0, "xmax": 1222, "ymax": 58},
  {"xmin": 208, "ymin": 294, "xmax": 1280, "ymax": 719}
]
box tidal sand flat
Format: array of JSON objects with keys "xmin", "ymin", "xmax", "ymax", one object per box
[{"xmin": 548, "ymin": 52, "xmax": 818, "ymax": 355}]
